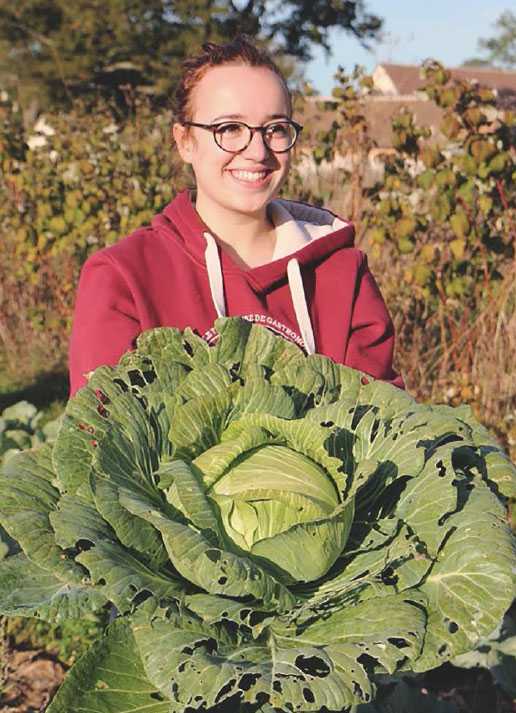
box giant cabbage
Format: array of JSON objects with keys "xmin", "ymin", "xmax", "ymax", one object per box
[{"xmin": 0, "ymin": 317, "xmax": 514, "ymax": 713}]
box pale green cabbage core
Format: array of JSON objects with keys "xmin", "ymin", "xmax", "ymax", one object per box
[{"xmin": 207, "ymin": 445, "xmax": 352, "ymax": 582}]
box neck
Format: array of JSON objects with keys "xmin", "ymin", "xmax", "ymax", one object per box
[{"xmin": 195, "ymin": 193, "xmax": 276, "ymax": 269}]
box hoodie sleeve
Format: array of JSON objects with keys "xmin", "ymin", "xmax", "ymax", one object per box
[
  {"xmin": 344, "ymin": 255, "xmax": 404, "ymax": 389},
  {"xmin": 68, "ymin": 253, "xmax": 140, "ymax": 396}
]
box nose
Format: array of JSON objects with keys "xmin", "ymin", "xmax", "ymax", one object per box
[{"xmin": 241, "ymin": 128, "xmax": 270, "ymax": 160}]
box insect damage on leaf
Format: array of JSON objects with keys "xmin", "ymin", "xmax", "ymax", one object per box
[{"xmin": 0, "ymin": 317, "xmax": 514, "ymax": 713}]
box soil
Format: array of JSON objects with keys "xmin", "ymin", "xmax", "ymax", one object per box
[{"xmin": 0, "ymin": 646, "xmax": 65, "ymax": 713}]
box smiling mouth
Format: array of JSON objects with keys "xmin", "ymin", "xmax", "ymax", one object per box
[{"xmin": 228, "ymin": 169, "xmax": 272, "ymax": 183}]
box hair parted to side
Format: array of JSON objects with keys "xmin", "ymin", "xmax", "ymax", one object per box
[{"xmin": 173, "ymin": 35, "xmax": 291, "ymax": 124}]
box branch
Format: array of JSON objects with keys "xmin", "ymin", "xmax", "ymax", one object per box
[{"xmin": 3, "ymin": 14, "xmax": 74, "ymax": 103}]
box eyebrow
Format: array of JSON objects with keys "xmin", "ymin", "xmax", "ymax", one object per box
[{"xmin": 210, "ymin": 113, "xmax": 290, "ymax": 122}]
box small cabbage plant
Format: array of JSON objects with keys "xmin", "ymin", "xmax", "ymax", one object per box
[{"xmin": 0, "ymin": 318, "xmax": 514, "ymax": 713}]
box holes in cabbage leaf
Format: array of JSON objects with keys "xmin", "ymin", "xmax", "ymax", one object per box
[
  {"xmin": 113, "ymin": 378, "xmax": 129, "ymax": 392},
  {"xmin": 303, "ymin": 688, "xmax": 315, "ymax": 703},
  {"xmin": 295, "ymin": 654, "xmax": 330, "ymax": 678},
  {"xmin": 273, "ymin": 680, "xmax": 283, "ymax": 694},
  {"xmin": 214, "ymin": 679, "xmax": 236, "ymax": 704},
  {"xmin": 446, "ymin": 619, "xmax": 459, "ymax": 634},
  {"xmin": 229, "ymin": 363, "xmax": 243, "ymax": 383},
  {"xmin": 181, "ymin": 637, "xmax": 217, "ymax": 656},
  {"xmin": 353, "ymin": 681, "xmax": 367, "ymax": 701},
  {"xmin": 183, "ymin": 340, "xmax": 194, "ymax": 357},
  {"xmin": 357, "ymin": 653, "xmax": 377, "ymax": 672},
  {"xmin": 94, "ymin": 388, "xmax": 110, "ymax": 404},
  {"xmin": 128, "ymin": 370, "xmax": 146, "ymax": 388},
  {"xmin": 369, "ymin": 419, "xmax": 380, "ymax": 443},
  {"xmin": 320, "ymin": 420, "xmax": 334, "ymax": 428},
  {"xmin": 248, "ymin": 611, "xmax": 269, "ymax": 628},
  {"xmin": 218, "ymin": 576, "xmax": 228, "ymax": 585},
  {"xmin": 238, "ymin": 673, "xmax": 259, "ymax": 691},
  {"xmin": 132, "ymin": 589, "xmax": 153, "ymax": 606},
  {"xmin": 387, "ymin": 637, "xmax": 409, "ymax": 649},
  {"xmin": 380, "ymin": 566, "xmax": 398, "ymax": 586},
  {"xmin": 150, "ymin": 692, "xmax": 165, "ymax": 701},
  {"xmin": 438, "ymin": 644, "xmax": 448, "ymax": 656},
  {"xmin": 75, "ymin": 539, "xmax": 93, "ymax": 553}
]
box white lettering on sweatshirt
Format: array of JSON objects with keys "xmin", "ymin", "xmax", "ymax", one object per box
[{"xmin": 202, "ymin": 314, "xmax": 306, "ymax": 350}]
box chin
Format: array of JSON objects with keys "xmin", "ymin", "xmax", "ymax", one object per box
[{"xmin": 222, "ymin": 190, "xmax": 272, "ymax": 215}]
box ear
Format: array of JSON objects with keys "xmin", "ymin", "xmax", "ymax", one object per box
[{"xmin": 172, "ymin": 122, "xmax": 194, "ymax": 163}]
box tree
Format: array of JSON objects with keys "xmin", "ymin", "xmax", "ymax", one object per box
[
  {"xmin": 0, "ymin": 0, "xmax": 382, "ymax": 112},
  {"xmin": 463, "ymin": 10, "xmax": 516, "ymax": 68}
]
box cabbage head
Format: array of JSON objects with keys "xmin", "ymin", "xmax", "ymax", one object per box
[{"xmin": 0, "ymin": 318, "xmax": 514, "ymax": 713}]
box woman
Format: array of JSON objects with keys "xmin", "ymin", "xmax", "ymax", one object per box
[{"xmin": 69, "ymin": 36, "xmax": 403, "ymax": 395}]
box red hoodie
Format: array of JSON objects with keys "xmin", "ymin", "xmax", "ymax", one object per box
[{"xmin": 69, "ymin": 190, "xmax": 403, "ymax": 395}]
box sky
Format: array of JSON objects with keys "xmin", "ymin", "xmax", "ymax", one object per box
[{"xmin": 304, "ymin": 0, "xmax": 511, "ymax": 96}]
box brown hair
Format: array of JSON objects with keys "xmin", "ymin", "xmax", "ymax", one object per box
[{"xmin": 173, "ymin": 35, "xmax": 291, "ymax": 124}]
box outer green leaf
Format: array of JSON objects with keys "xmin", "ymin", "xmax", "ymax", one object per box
[
  {"xmin": 47, "ymin": 618, "xmax": 170, "ymax": 713},
  {"xmin": 167, "ymin": 389, "xmax": 232, "ymax": 460},
  {"xmin": 163, "ymin": 459, "xmax": 223, "ymax": 542},
  {"xmin": 77, "ymin": 539, "xmax": 182, "ymax": 614},
  {"xmin": 0, "ymin": 446, "xmax": 84, "ymax": 583},
  {"xmin": 0, "ymin": 552, "xmax": 106, "ymax": 620},
  {"xmin": 416, "ymin": 482, "xmax": 516, "ymax": 669}
]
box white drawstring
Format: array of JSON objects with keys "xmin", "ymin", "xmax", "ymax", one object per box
[
  {"xmin": 203, "ymin": 233, "xmax": 316, "ymax": 355},
  {"xmin": 204, "ymin": 232, "xmax": 226, "ymax": 317},
  {"xmin": 287, "ymin": 258, "xmax": 316, "ymax": 355}
]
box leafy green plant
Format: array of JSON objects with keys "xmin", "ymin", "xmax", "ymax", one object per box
[
  {"xmin": 2, "ymin": 614, "xmax": 108, "ymax": 667},
  {"xmin": 452, "ymin": 606, "xmax": 516, "ymax": 699},
  {"xmin": 0, "ymin": 318, "xmax": 514, "ymax": 712},
  {"xmin": 285, "ymin": 67, "xmax": 375, "ymax": 228},
  {"xmin": 0, "ymin": 91, "xmax": 186, "ymax": 377},
  {"xmin": 0, "ymin": 400, "xmax": 61, "ymax": 464},
  {"xmin": 365, "ymin": 60, "xmax": 514, "ymax": 306},
  {"xmin": 0, "ymin": 399, "xmax": 62, "ymax": 561}
]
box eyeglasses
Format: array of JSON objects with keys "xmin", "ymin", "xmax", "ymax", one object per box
[{"xmin": 183, "ymin": 119, "xmax": 303, "ymax": 153}]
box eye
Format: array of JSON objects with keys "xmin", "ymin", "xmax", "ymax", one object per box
[
  {"xmin": 217, "ymin": 122, "xmax": 245, "ymax": 136},
  {"xmin": 266, "ymin": 122, "xmax": 291, "ymax": 136}
]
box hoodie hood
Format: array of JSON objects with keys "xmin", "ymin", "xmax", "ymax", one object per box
[
  {"xmin": 153, "ymin": 190, "xmax": 355, "ymax": 354},
  {"xmin": 154, "ymin": 190, "xmax": 355, "ymax": 291}
]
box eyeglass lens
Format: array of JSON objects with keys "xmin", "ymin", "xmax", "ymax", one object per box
[{"xmin": 215, "ymin": 122, "xmax": 297, "ymax": 152}]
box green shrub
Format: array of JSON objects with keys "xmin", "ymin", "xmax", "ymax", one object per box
[
  {"xmin": 364, "ymin": 61, "xmax": 514, "ymax": 309},
  {"xmin": 0, "ymin": 94, "xmax": 186, "ymax": 378}
]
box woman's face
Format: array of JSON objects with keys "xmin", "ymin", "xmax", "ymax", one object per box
[{"xmin": 174, "ymin": 64, "xmax": 292, "ymax": 221}]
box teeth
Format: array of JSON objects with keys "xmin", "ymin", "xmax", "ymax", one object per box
[{"xmin": 231, "ymin": 170, "xmax": 268, "ymax": 182}]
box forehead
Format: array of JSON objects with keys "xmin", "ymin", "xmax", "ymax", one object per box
[{"xmin": 191, "ymin": 64, "xmax": 290, "ymax": 121}]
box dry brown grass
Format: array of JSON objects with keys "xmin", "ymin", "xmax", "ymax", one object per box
[{"xmin": 374, "ymin": 255, "xmax": 516, "ymax": 459}]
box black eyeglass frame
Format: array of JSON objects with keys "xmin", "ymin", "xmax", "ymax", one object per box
[{"xmin": 183, "ymin": 119, "xmax": 303, "ymax": 153}]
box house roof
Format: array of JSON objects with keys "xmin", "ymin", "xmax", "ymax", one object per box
[
  {"xmin": 376, "ymin": 63, "xmax": 516, "ymax": 97},
  {"xmin": 297, "ymin": 97, "xmax": 444, "ymax": 149},
  {"xmin": 295, "ymin": 62, "xmax": 516, "ymax": 150}
]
